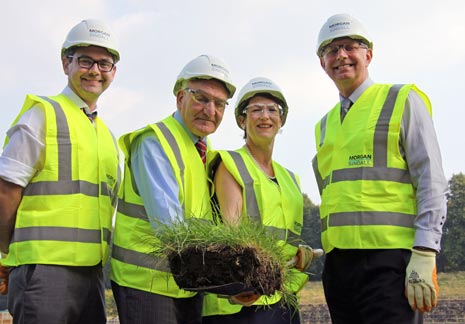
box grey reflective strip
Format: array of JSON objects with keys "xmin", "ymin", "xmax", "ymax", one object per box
[
  {"xmin": 25, "ymin": 180, "xmax": 99, "ymax": 196},
  {"xmin": 319, "ymin": 113, "xmax": 328, "ymax": 148},
  {"xmin": 123, "ymin": 134, "xmax": 141, "ymax": 196},
  {"xmin": 228, "ymin": 151, "xmax": 260, "ymax": 222},
  {"xmin": 286, "ymin": 231, "xmax": 301, "ymax": 247},
  {"xmin": 286, "ymin": 169, "xmax": 299, "ymax": 189},
  {"xmin": 12, "ymin": 226, "xmax": 102, "ymax": 244},
  {"xmin": 39, "ymin": 96, "xmax": 72, "ymax": 180},
  {"xmin": 112, "ymin": 244, "xmax": 170, "ymax": 271},
  {"xmin": 373, "ymin": 84, "xmax": 403, "ymax": 167},
  {"xmin": 102, "ymin": 228, "xmax": 111, "ymax": 245},
  {"xmin": 155, "ymin": 122, "xmax": 186, "ymax": 210},
  {"xmin": 117, "ymin": 200, "xmax": 148, "ymax": 221},
  {"xmin": 332, "ymin": 166, "xmax": 411, "ymax": 183},
  {"xmin": 18, "ymin": 97, "xmax": 111, "ymax": 247},
  {"xmin": 108, "ymin": 131, "xmax": 121, "ymax": 206},
  {"xmin": 265, "ymin": 226, "xmax": 285, "ymax": 240},
  {"xmin": 318, "ymin": 85, "xmax": 411, "ymax": 185},
  {"xmin": 24, "ymin": 97, "xmax": 102, "ymax": 197},
  {"xmin": 312, "ymin": 156, "xmax": 324, "ymax": 194},
  {"xmin": 265, "ymin": 226, "xmax": 300, "ymax": 247},
  {"xmin": 321, "ymin": 211, "xmax": 414, "ymax": 232}
]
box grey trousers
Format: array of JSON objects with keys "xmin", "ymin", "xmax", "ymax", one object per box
[
  {"xmin": 111, "ymin": 281, "xmax": 203, "ymax": 324},
  {"xmin": 8, "ymin": 264, "xmax": 106, "ymax": 324}
]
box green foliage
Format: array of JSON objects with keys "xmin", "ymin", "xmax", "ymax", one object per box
[{"xmin": 438, "ymin": 173, "xmax": 465, "ymax": 272}]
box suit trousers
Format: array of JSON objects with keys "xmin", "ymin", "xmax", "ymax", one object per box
[
  {"xmin": 323, "ymin": 248, "xmax": 423, "ymax": 324},
  {"xmin": 8, "ymin": 263, "xmax": 106, "ymax": 324},
  {"xmin": 202, "ymin": 301, "xmax": 301, "ymax": 324},
  {"xmin": 111, "ymin": 281, "xmax": 203, "ymax": 324}
]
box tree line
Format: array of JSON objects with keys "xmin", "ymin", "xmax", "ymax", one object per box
[{"xmin": 301, "ymin": 172, "xmax": 465, "ymax": 280}]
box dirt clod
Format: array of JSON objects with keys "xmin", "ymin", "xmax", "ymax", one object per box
[{"xmin": 168, "ymin": 244, "xmax": 282, "ymax": 296}]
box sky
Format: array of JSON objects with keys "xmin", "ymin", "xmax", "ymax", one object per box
[{"xmin": 1, "ymin": 0, "xmax": 465, "ymax": 204}]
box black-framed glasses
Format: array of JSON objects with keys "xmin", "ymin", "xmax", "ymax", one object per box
[
  {"xmin": 243, "ymin": 103, "xmax": 283, "ymax": 117},
  {"xmin": 68, "ymin": 55, "xmax": 115, "ymax": 72},
  {"xmin": 184, "ymin": 88, "xmax": 228, "ymax": 112},
  {"xmin": 320, "ymin": 42, "xmax": 368, "ymax": 57}
]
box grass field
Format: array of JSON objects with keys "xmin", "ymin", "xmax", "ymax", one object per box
[{"xmin": 299, "ymin": 271, "xmax": 465, "ymax": 305}]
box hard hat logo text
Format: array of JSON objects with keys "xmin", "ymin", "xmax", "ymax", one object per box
[
  {"xmin": 329, "ymin": 21, "xmax": 350, "ymax": 33},
  {"xmin": 89, "ymin": 28, "xmax": 111, "ymax": 41}
]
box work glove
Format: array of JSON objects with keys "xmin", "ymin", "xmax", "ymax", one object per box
[
  {"xmin": 229, "ymin": 291, "xmax": 260, "ymax": 306},
  {"xmin": 0, "ymin": 265, "xmax": 9, "ymax": 295},
  {"xmin": 287, "ymin": 245, "xmax": 324, "ymax": 272},
  {"xmin": 405, "ymin": 249, "xmax": 439, "ymax": 313}
]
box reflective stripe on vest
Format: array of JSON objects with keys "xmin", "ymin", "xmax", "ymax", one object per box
[
  {"xmin": 113, "ymin": 119, "xmax": 207, "ymax": 272},
  {"xmin": 315, "ymin": 84, "xmax": 415, "ymax": 234},
  {"xmin": 113, "ymin": 123, "xmax": 186, "ymax": 271},
  {"xmin": 315, "ymin": 85, "xmax": 409, "ymax": 194},
  {"xmin": 155, "ymin": 121, "xmax": 186, "ymax": 211},
  {"xmin": 112, "ymin": 244, "xmax": 170, "ymax": 271},
  {"xmin": 16, "ymin": 96, "xmax": 113, "ymax": 246},
  {"xmin": 111, "ymin": 118, "xmax": 209, "ymax": 297},
  {"xmin": 12, "ymin": 226, "xmax": 111, "ymax": 245},
  {"xmin": 318, "ymin": 85, "xmax": 414, "ymax": 232},
  {"xmin": 227, "ymin": 151, "xmax": 300, "ymax": 246}
]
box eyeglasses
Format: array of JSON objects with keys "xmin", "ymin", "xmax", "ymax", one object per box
[
  {"xmin": 243, "ymin": 103, "xmax": 283, "ymax": 117},
  {"xmin": 68, "ymin": 55, "xmax": 115, "ymax": 72},
  {"xmin": 184, "ymin": 88, "xmax": 228, "ymax": 112},
  {"xmin": 320, "ymin": 42, "xmax": 368, "ymax": 57}
]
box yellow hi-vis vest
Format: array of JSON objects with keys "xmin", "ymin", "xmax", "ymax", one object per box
[
  {"xmin": 313, "ymin": 84, "xmax": 432, "ymax": 253},
  {"xmin": 2, "ymin": 94, "xmax": 120, "ymax": 267},
  {"xmin": 110, "ymin": 116, "xmax": 212, "ymax": 297},
  {"xmin": 202, "ymin": 148, "xmax": 308, "ymax": 316}
]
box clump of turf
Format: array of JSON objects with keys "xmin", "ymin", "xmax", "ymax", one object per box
[{"xmin": 150, "ymin": 217, "xmax": 298, "ymax": 307}]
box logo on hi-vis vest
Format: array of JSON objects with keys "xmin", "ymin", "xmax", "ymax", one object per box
[{"xmin": 348, "ymin": 154, "xmax": 372, "ymax": 166}]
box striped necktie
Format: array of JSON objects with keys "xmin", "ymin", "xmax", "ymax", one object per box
[
  {"xmin": 195, "ymin": 139, "xmax": 207, "ymax": 164},
  {"xmin": 341, "ymin": 98, "xmax": 352, "ymax": 121},
  {"xmin": 81, "ymin": 108, "xmax": 97, "ymax": 122}
]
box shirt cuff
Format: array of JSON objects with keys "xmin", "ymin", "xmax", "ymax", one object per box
[{"xmin": 414, "ymin": 228, "xmax": 442, "ymax": 252}]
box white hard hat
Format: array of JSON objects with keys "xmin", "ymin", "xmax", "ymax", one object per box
[
  {"xmin": 316, "ymin": 13, "xmax": 373, "ymax": 56},
  {"xmin": 234, "ymin": 77, "xmax": 289, "ymax": 127},
  {"xmin": 62, "ymin": 19, "xmax": 120, "ymax": 62},
  {"xmin": 173, "ymin": 54, "xmax": 236, "ymax": 98}
]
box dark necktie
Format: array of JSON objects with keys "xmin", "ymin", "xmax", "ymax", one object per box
[
  {"xmin": 341, "ymin": 98, "xmax": 352, "ymax": 121},
  {"xmin": 195, "ymin": 139, "xmax": 207, "ymax": 164},
  {"xmin": 81, "ymin": 108, "xmax": 97, "ymax": 122}
]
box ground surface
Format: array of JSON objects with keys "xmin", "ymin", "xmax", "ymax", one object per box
[{"xmin": 168, "ymin": 244, "xmax": 282, "ymax": 296}]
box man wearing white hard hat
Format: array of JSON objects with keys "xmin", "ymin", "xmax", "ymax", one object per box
[
  {"xmin": 0, "ymin": 19, "xmax": 121, "ymax": 323},
  {"xmin": 110, "ymin": 54, "xmax": 235, "ymax": 323},
  {"xmin": 312, "ymin": 13, "xmax": 447, "ymax": 323}
]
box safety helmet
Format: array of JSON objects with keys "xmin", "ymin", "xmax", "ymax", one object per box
[
  {"xmin": 316, "ymin": 13, "xmax": 373, "ymax": 56},
  {"xmin": 234, "ymin": 77, "xmax": 289, "ymax": 127},
  {"xmin": 173, "ymin": 54, "xmax": 236, "ymax": 98},
  {"xmin": 62, "ymin": 19, "xmax": 120, "ymax": 62}
]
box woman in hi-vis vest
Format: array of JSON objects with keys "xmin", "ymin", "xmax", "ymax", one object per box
[{"xmin": 203, "ymin": 77, "xmax": 322, "ymax": 324}]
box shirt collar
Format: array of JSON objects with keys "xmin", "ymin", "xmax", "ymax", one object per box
[
  {"xmin": 173, "ymin": 110, "xmax": 204, "ymax": 143},
  {"xmin": 339, "ymin": 77, "xmax": 374, "ymax": 104},
  {"xmin": 61, "ymin": 86, "xmax": 97, "ymax": 115}
]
